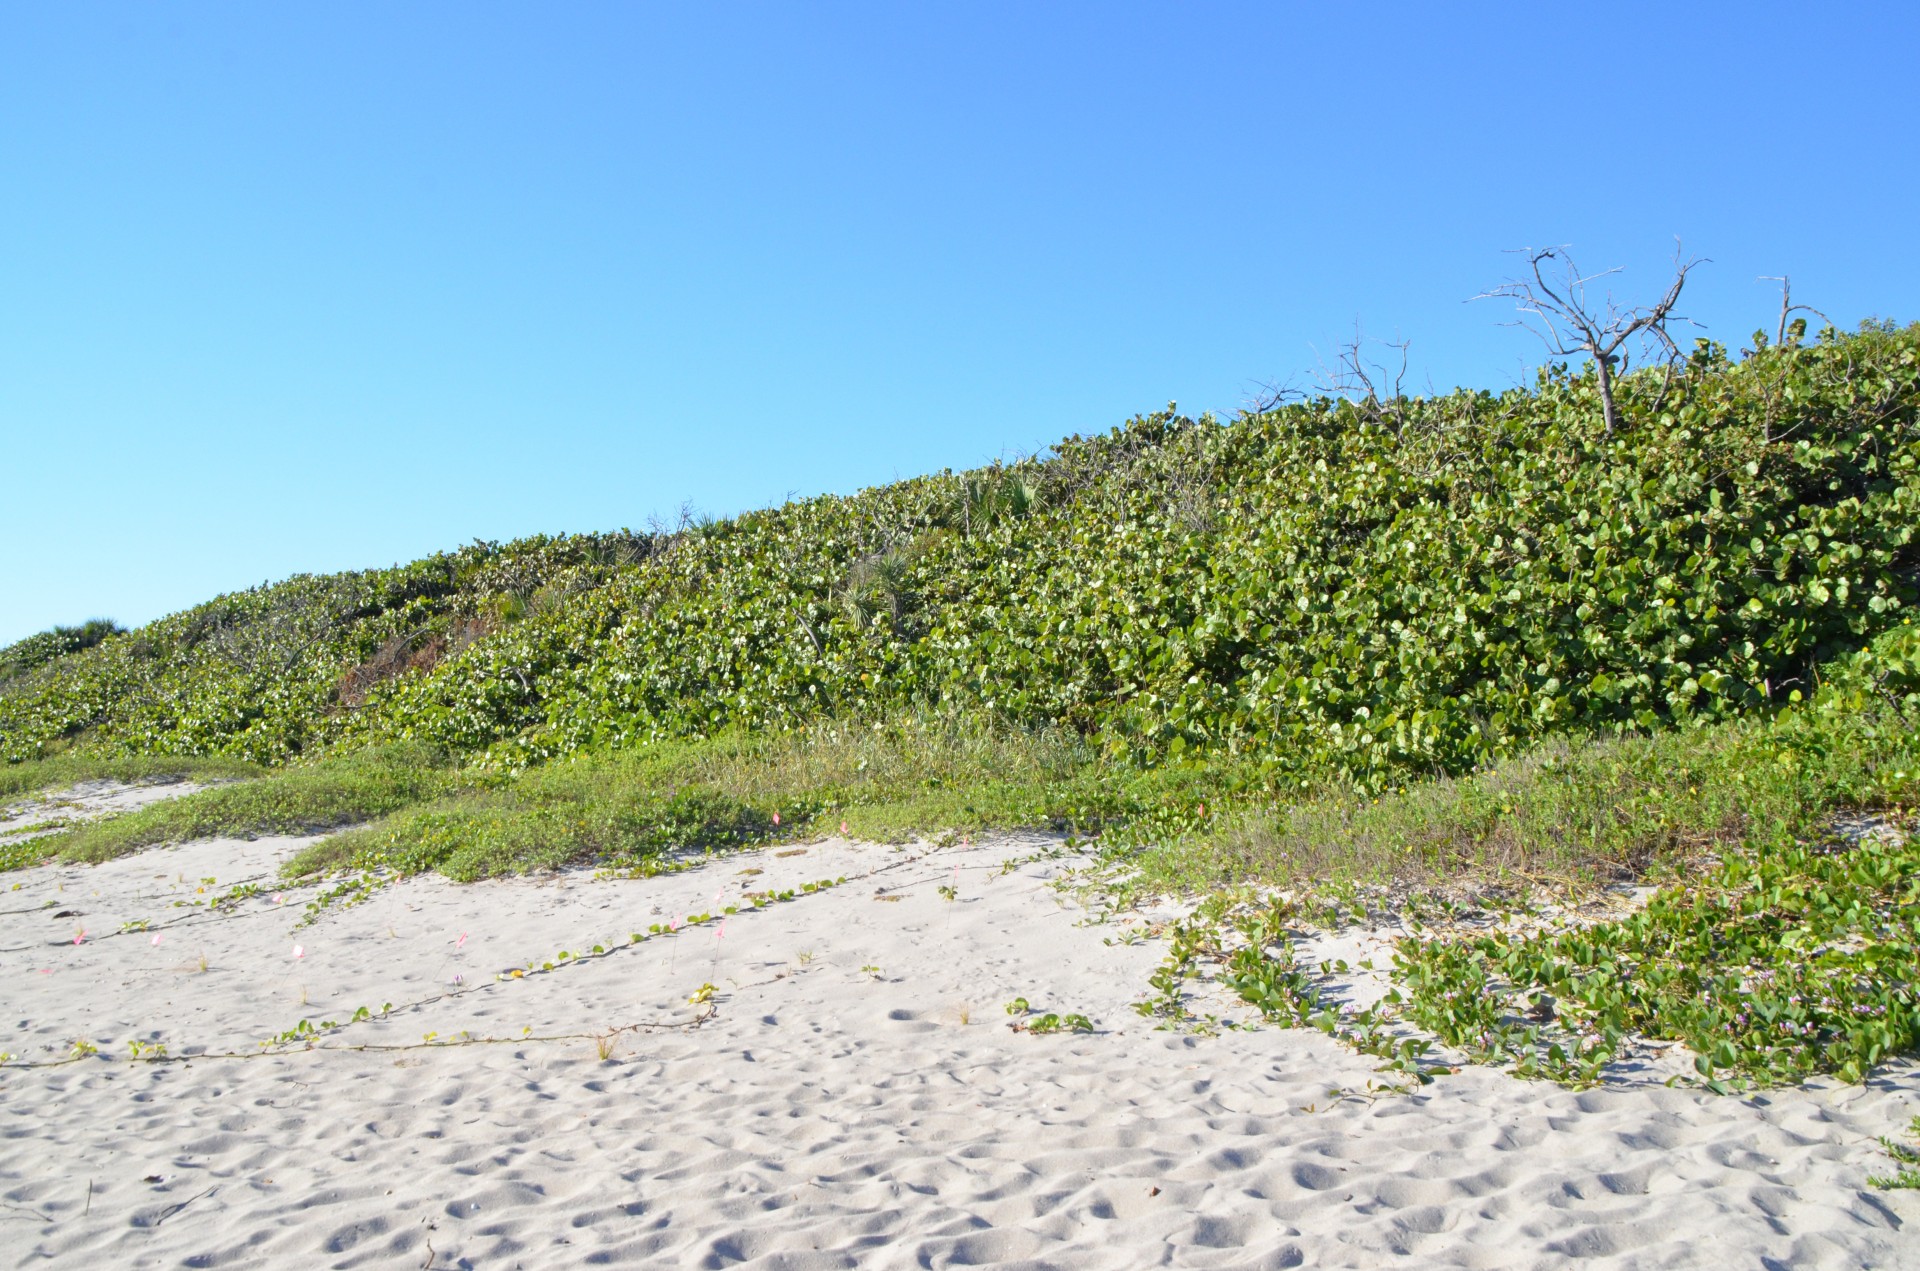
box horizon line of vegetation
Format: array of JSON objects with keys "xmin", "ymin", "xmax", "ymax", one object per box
[{"xmin": 3, "ymin": 299, "xmax": 1918, "ymax": 1092}]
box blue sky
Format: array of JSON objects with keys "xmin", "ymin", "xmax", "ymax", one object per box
[{"xmin": 3, "ymin": 2, "xmax": 1916, "ymax": 644}]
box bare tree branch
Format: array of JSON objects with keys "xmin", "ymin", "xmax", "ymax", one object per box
[
  {"xmin": 1757, "ymin": 275, "xmax": 1834, "ymax": 347},
  {"xmin": 1313, "ymin": 325, "xmax": 1413, "ymax": 435},
  {"xmin": 1240, "ymin": 375, "xmax": 1303, "ymax": 417},
  {"xmin": 1474, "ymin": 242, "xmax": 1707, "ymax": 434}
]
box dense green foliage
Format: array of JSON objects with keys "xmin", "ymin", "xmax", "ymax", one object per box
[
  {"xmin": 0, "ymin": 534, "xmax": 653, "ymax": 764},
  {"xmin": 5, "ymin": 323, "xmax": 1916, "ymax": 796},
  {"xmin": 0, "ymin": 619, "xmax": 123, "ymax": 685},
  {"xmin": 13, "ymin": 322, "xmax": 1920, "ymax": 1092}
]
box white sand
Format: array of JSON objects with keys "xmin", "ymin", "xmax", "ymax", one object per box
[{"xmin": 3, "ymin": 803, "xmax": 1918, "ymax": 1267}]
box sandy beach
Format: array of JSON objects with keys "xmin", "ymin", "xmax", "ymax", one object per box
[{"xmin": 2, "ymin": 787, "xmax": 1917, "ymax": 1268}]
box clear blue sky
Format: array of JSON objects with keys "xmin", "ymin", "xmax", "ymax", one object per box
[{"xmin": 3, "ymin": 2, "xmax": 1916, "ymax": 644}]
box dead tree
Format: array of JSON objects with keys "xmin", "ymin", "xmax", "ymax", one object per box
[{"xmin": 1476, "ymin": 244, "xmax": 1705, "ymax": 434}]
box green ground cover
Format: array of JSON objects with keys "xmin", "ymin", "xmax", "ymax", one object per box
[
  {"xmin": 1137, "ymin": 625, "xmax": 1920, "ymax": 1088},
  {"xmin": 44, "ymin": 743, "xmax": 458, "ymax": 863},
  {"xmin": 0, "ymin": 753, "xmax": 261, "ymax": 801},
  {"xmin": 5, "ymin": 320, "xmax": 1919, "ymax": 1088},
  {"xmin": 1389, "ymin": 631, "xmax": 1920, "ymax": 1088}
]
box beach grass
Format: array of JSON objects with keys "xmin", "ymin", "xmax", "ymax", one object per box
[
  {"xmin": 281, "ymin": 713, "xmax": 1203, "ymax": 882},
  {"xmin": 1122, "ymin": 688, "xmax": 1919, "ymax": 899},
  {"xmin": 17, "ymin": 712, "xmax": 1183, "ymax": 878},
  {"xmin": 0, "ymin": 752, "xmax": 263, "ymax": 801},
  {"xmin": 23, "ymin": 624, "xmax": 1920, "ymax": 900},
  {"xmin": 42, "ymin": 743, "xmax": 458, "ymax": 864}
]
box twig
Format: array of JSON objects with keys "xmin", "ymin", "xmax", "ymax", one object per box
[{"xmin": 152, "ymin": 1186, "xmax": 214, "ymax": 1227}]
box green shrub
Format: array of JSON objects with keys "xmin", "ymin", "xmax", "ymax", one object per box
[
  {"xmin": 4, "ymin": 324, "xmax": 1916, "ymax": 802},
  {"xmin": 0, "ymin": 619, "xmax": 123, "ymax": 683}
]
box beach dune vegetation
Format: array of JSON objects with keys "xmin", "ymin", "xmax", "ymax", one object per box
[{"xmin": 6, "ymin": 321, "xmax": 1920, "ymax": 1085}]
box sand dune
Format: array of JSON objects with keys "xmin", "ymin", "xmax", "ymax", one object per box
[{"xmin": 2, "ymin": 793, "xmax": 1917, "ymax": 1267}]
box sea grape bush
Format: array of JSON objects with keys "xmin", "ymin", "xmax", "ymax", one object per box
[
  {"xmin": 0, "ymin": 620, "xmax": 123, "ymax": 685},
  {"xmin": 3, "ymin": 323, "xmax": 1916, "ymax": 794},
  {"xmin": 0, "ymin": 534, "xmax": 650, "ymax": 764}
]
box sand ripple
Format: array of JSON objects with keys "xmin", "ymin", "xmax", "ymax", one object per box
[{"xmin": 2, "ymin": 820, "xmax": 1917, "ymax": 1267}]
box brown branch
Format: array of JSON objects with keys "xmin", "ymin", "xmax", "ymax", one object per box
[
  {"xmin": 1475, "ymin": 242, "xmax": 1707, "ymax": 433},
  {"xmin": 1757, "ymin": 276, "xmax": 1835, "ymax": 347}
]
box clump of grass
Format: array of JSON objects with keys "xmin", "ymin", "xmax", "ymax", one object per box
[
  {"xmin": 288, "ymin": 770, "xmax": 773, "ymax": 882},
  {"xmin": 1871, "ymin": 1118, "xmax": 1920, "ymax": 1189},
  {"xmin": 283, "ymin": 711, "xmax": 1173, "ymax": 883},
  {"xmin": 668, "ymin": 712, "xmax": 1105, "ymax": 841},
  {"xmin": 39, "ymin": 743, "xmax": 456, "ymax": 865},
  {"xmin": 0, "ymin": 753, "xmax": 263, "ymax": 801}
]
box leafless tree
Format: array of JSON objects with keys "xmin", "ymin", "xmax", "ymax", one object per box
[{"xmin": 1475, "ymin": 243, "xmax": 1706, "ymax": 434}]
